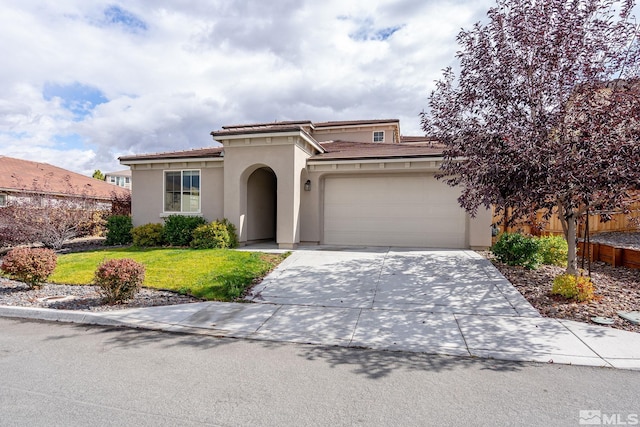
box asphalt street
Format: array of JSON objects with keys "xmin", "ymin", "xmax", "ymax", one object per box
[{"xmin": 1, "ymin": 318, "xmax": 639, "ymax": 426}]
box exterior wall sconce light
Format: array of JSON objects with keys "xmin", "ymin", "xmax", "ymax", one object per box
[{"xmin": 304, "ymin": 180, "xmax": 311, "ymax": 191}]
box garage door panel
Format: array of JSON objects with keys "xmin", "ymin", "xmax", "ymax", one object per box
[{"xmin": 323, "ymin": 175, "xmax": 467, "ymax": 248}]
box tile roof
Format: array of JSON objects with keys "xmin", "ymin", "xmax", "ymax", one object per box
[
  {"xmin": 210, "ymin": 119, "xmax": 400, "ymax": 138},
  {"xmin": 313, "ymin": 119, "xmax": 399, "ymax": 128},
  {"xmin": 0, "ymin": 156, "xmax": 130, "ymax": 200},
  {"xmin": 400, "ymin": 135, "xmax": 439, "ymax": 144},
  {"xmin": 117, "ymin": 140, "xmax": 445, "ymax": 164},
  {"xmin": 119, "ymin": 147, "xmax": 223, "ymax": 162},
  {"xmin": 221, "ymin": 120, "xmax": 313, "ymax": 130},
  {"xmin": 211, "ymin": 123, "xmax": 313, "ymax": 138},
  {"xmin": 311, "ymin": 141, "xmax": 445, "ymax": 161}
]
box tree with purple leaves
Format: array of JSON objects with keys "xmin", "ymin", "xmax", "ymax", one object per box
[{"xmin": 422, "ymin": 0, "xmax": 640, "ymax": 274}]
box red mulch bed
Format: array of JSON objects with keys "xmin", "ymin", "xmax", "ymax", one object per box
[{"xmin": 490, "ymin": 258, "xmax": 640, "ymax": 333}]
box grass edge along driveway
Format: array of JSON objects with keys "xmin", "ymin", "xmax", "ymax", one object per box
[{"xmin": 49, "ymin": 247, "xmax": 288, "ymax": 301}]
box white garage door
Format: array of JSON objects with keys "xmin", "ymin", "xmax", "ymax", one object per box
[{"xmin": 323, "ymin": 175, "xmax": 467, "ymax": 248}]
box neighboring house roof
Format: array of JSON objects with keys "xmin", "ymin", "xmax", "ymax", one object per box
[
  {"xmin": 119, "ymin": 147, "xmax": 223, "ymax": 162},
  {"xmin": 0, "ymin": 155, "xmax": 130, "ymax": 200},
  {"xmin": 311, "ymin": 141, "xmax": 445, "ymax": 161},
  {"xmin": 104, "ymin": 169, "xmax": 132, "ymax": 177}
]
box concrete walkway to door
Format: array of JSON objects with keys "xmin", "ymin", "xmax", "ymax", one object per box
[{"xmin": 1, "ymin": 247, "xmax": 640, "ymax": 369}]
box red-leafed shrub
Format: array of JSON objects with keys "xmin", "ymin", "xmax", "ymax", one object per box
[
  {"xmin": 94, "ymin": 258, "xmax": 145, "ymax": 303},
  {"xmin": 1, "ymin": 247, "xmax": 57, "ymax": 289}
]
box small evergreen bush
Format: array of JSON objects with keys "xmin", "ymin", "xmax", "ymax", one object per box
[
  {"xmin": 132, "ymin": 223, "xmax": 166, "ymax": 247},
  {"xmin": 551, "ymin": 273, "xmax": 594, "ymax": 302},
  {"xmin": 191, "ymin": 218, "xmax": 239, "ymax": 249},
  {"xmin": 163, "ymin": 215, "xmax": 206, "ymax": 246},
  {"xmin": 105, "ymin": 215, "xmax": 133, "ymax": 246},
  {"xmin": 491, "ymin": 232, "xmax": 542, "ymax": 269},
  {"xmin": 0, "ymin": 247, "xmax": 57, "ymax": 289},
  {"xmin": 538, "ymin": 235, "xmax": 568, "ymax": 267},
  {"xmin": 94, "ymin": 258, "xmax": 145, "ymax": 303}
]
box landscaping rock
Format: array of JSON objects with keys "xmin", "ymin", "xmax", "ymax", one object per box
[{"xmin": 487, "ymin": 256, "xmax": 640, "ymax": 333}]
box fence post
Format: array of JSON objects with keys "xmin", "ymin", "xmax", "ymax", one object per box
[
  {"xmin": 592, "ymin": 243, "xmax": 599, "ymax": 263},
  {"xmin": 613, "ymin": 247, "xmax": 623, "ymax": 267}
]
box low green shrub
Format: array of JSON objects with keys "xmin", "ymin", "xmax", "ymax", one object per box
[
  {"xmin": 0, "ymin": 247, "xmax": 57, "ymax": 289},
  {"xmin": 94, "ymin": 258, "xmax": 146, "ymax": 303},
  {"xmin": 551, "ymin": 273, "xmax": 594, "ymax": 302},
  {"xmin": 538, "ymin": 235, "xmax": 568, "ymax": 267},
  {"xmin": 491, "ymin": 232, "xmax": 542, "ymax": 269},
  {"xmin": 191, "ymin": 219, "xmax": 239, "ymax": 249},
  {"xmin": 132, "ymin": 223, "xmax": 166, "ymax": 247},
  {"xmin": 163, "ymin": 215, "xmax": 207, "ymax": 246},
  {"xmin": 105, "ymin": 215, "xmax": 133, "ymax": 246},
  {"xmin": 222, "ymin": 278, "xmax": 244, "ymax": 299}
]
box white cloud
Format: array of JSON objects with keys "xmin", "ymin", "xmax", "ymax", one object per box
[{"xmin": 0, "ymin": 0, "xmax": 496, "ymax": 174}]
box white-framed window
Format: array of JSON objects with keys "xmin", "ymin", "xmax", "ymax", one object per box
[
  {"xmin": 164, "ymin": 170, "xmax": 200, "ymax": 213},
  {"xmin": 373, "ymin": 131, "xmax": 385, "ymax": 142},
  {"xmin": 0, "ymin": 194, "xmax": 6, "ymax": 207}
]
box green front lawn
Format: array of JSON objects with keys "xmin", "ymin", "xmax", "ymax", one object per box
[{"xmin": 49, "ymin": 247, "xmax": 288, "ymax": 301}]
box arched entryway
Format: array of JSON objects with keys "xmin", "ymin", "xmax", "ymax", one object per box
[{"xmin": 246, "ymin": 167, "xmax": 277, "ymax": 242}]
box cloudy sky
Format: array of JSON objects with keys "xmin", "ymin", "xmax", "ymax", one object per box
[{"xmin": 1, "ymin": 0, "xmax": 495, "ymax": 175}]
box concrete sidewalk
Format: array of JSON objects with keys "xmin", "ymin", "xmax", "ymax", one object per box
[{"xmin": 1, "ymin": 247, "xmax": 640, "ymax": 370}]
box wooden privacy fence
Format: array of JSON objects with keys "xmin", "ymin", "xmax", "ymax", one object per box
[
  {"xmin": 578, "ymin": 242, "xmax": 640, "ymax": 270},
  {"xmin": 494, "ymin": 200, "xmax": 640, "ymax": 237}
]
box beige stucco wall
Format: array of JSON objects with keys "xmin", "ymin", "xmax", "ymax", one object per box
[
  {"xmin": 129, "ymin": 162, "xmax": 224, "ymax": 227},
  {"xmin": 221, "ymin": 134, "xmax": 314, "ymax": 249},
  {"xmin": 312, "ymin": 124, "xmax": 398, "ymax": 143},
  {"xmin": 469, "ymin": 207, "xmax": 493, "ymax": 249}
]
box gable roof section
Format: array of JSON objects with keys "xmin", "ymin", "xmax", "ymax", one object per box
[
  {"xmin": 0, "ymin": 155, "xmax": 130, "ymax": 200},
  {"xmin": 311, "ymin": 141, "xmax": 445, "ymax": 161}
]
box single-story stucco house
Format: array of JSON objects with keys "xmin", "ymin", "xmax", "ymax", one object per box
[
  {"xmin": 119, "ymin": 119, "xmax": 492, "ymax": 249},
  {"xmin": 0, "ymin": 155, "xmax": 130, "ymax": 209}
]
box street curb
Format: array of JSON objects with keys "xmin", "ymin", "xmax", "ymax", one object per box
[{"xmin": 0, "ymin": 306, "xmax": 127, "ymax": 327}]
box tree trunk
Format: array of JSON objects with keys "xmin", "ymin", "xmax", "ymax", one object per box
[{"xmin": 566, "ymin": 213, "xmax": 578, "ymax": 275}]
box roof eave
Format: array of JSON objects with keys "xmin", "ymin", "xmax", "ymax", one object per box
[
  {"xmin": 307, "ymin": 154, "xmax": 445, "ymax": 164},
  {"xmin": 120, "ymin": 156, "xmax": 224, "ymax": 165}
]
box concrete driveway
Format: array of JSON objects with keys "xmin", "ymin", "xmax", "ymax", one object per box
[
  {"xmin": 232, "ymin": 247, "xmax": 547, "ymax": 356},
  {"xmin": 248, "ymin": 247, "xmax": 538, "ymax": 317}
]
